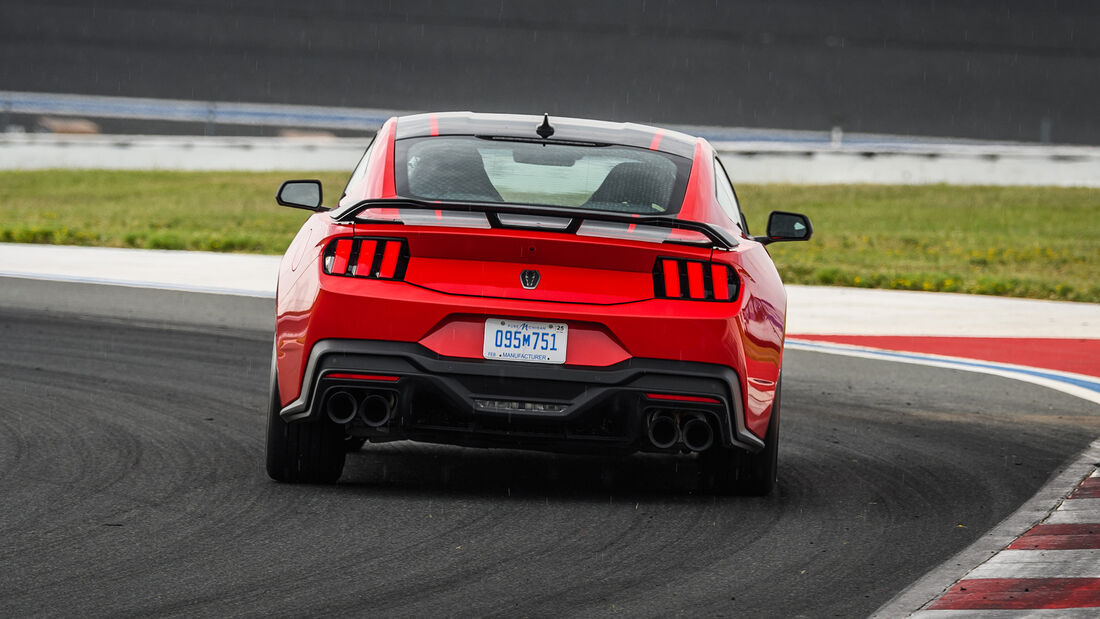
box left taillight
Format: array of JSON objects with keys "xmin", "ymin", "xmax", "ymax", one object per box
[{"xmin": 322, "ymin": 237, "xmax": 409, "ymax": 280}]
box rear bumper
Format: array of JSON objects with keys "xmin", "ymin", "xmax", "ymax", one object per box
[{"xmin": 279, "ymin": 338, "xmax": 764, "ymax": 453}]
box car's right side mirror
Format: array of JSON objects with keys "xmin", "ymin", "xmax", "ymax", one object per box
[
  {"xmin": 755, "ymin": 211, "xmax": 813, "ymax": 245},
  {"xmin": 276, "ymin": 180, "xmax": 326, "ymax": 211}
]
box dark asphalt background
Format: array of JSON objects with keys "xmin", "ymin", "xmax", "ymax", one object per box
[
  {"xmin": 0, "ymin": 285, "xmax": 1097, "ymax": 616},
  {"xmin": 2, "ymin": 0, "xmax": 1100, "ymax": 144}
]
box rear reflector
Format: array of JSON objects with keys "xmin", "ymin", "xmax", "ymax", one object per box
[
  {"xmin": 323, "ymin": 237, "xmax": 408, "ymax": 280},
  {"xmin": 645, "ymin": 393, "xmax": 722, "ymax": 404},
  {"xmin": 326, "ymin": 372, "xmax": 401, "ymax": 382},
  {"xmin": 653, "ymin": 259, "xmax": 739, "ymax": 302}
]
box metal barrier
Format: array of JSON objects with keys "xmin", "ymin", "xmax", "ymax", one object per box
[
  {"xmin": 0, "ymin": 90, "xmax": 400, "ymax": 134},
  {"xmin": 2, "ymin": 91, "xmax": 1099, "ymax": 185}
]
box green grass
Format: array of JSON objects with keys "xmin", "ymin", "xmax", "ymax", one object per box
[
  {"xmin": 0, "ymin": 171, "xmax": 1097, "ymax": 302},
  {"xmin": 0, "ymin": 170, "xmax": 348, "ymax": 254},
  {"xmin": 738, "ymin": 184, "xmax": 1100, "ymax": 302}
]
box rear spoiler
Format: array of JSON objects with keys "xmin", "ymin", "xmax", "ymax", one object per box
[{"xmin": 331, "ymin": 198, "xmax": 739, "ymax": 250}]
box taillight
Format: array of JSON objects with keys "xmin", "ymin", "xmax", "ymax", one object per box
[
  {"xmin": 653, "ymin": 258, "xmax": 739, "ymax": 302},
  {"xmin": 322, "ymin": 237, "xmax": 409, "ymax": 280}
]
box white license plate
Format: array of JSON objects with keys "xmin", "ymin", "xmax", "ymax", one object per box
[{"xmin": 482, "ymin": 318, "xmax": 568, "ymax": 364}]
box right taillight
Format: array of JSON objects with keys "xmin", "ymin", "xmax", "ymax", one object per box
[
  {"xmin": 653, "ymin": 258, "xmax": 739, "ymax": 302},
  {"xmin": 322, "ymin": 237, "xmax": 408, "ymax": 280}
]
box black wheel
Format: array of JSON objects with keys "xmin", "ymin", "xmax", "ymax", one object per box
[
  {"xmin": 265, "ymin": 361, "xmax": 345, "ymax": 483},
  {"xmin": 700, "ymin": 379, "xmax": 780, "ymax": 496}
]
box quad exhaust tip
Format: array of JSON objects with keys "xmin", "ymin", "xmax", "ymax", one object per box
[
  {"xmin": 360, "ymin": 394, "xmax": 393, "ymax": 428},
  {"xmin": 646, "ymin": 411, "xmax": 715, "ymax": 452},
  {"xmin": 326, "ymin": 390, "xmax": 396, "ymax": 427},
  {"xmin": 326, "ymin": 390, "xmax": 359, "ymax": 424},
  {"xmin": 681, "ymin": 415, "xmax": 714, "ymax": 452},
  {"xmin": 647, "ymin": 412, "xmax": 680, "ymax": 450}
]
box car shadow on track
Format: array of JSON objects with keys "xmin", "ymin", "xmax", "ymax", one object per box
[{"xmin": 331, "ymin": 443, "xmax": 776, "ymax": 502}]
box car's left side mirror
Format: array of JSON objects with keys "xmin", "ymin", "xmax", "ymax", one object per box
[
  {"xmin": 276, "ymin": 180, "xmax": 327, "ymax": 211},
  {"xmin": 755, "ymin": 211, "xmax": 812, "ymax": 245}
]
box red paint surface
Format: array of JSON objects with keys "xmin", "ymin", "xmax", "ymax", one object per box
[
  {"xmin": 418, "ymin": 317, "xmax": 631, "ymax": 367},
  {"xmin": 929, "ymin": 578, "xmax": 1100, "ymax": 610},
  {"xmin": 1009, "ymin": 523, "xmax": 1100, "ymax": 550},
  {"xmin": 1070, "ymin": 477, "xmax": 1100, "ymax": 499},
  {"xmin": 789, "ymin": 335, "xmax": 1100, "ymax": 378}
]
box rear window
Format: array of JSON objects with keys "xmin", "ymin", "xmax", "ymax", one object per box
[{"xmin": 394, "ymin": 136, "xmax": 692, "ymax": 215}]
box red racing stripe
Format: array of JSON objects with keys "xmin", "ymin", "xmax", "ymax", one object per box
[
  {"xmin": 429, "ymin": 114, "xmax": 439, "ymax": 136},
  {"xmin": 928, "ymin": 578, "xmax": 1100, "ymax": 610},
  {"xmin": 787, "ymin": 335, "xmax": 1100, "ymax": 378},
  {"xmin": 649, "ymin": 129, "xmax": 664, "ymax": 150},
  {"xmin": 1070, "ymin": 477, "xmax": 1100, "ymax": 499},
  {"xmin": 1008, "ymin": 524, "xmax": 1100, "ymax": 550}
]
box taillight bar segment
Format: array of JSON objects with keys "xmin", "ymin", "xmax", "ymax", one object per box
[
  {"xmin": 653, "ymin": 258, "xmax": 740, "ymax": 302},
  {"xmin": 322, "ymin": 237, "xmax": 409, "ymax": 280}
]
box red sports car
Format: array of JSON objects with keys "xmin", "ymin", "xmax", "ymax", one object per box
[{"xmin": 266, "ymin": 112, "xmax": 811, "ymax": 494}]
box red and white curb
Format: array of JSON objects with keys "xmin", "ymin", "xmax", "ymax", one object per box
[
  {"xmin": 792, "ymin": 338, "xmax": 1100, "ymax": 616},
  {"xmin": 873, "ymin": 439, "xmax": 1100, "ymax": 618},
  {"xmin": 916, "ymin": 469, "xmax": 1099, "ymax": 615}
]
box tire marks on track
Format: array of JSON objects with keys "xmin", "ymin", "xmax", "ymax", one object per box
[{"xmin": 0, "ymin": 308, "xmax": 1096, "ymax": 617}]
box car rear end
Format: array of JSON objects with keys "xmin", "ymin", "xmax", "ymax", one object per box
[
  {"xmin": 279, "ymin": 212, "xmax": 766, "ymax": 457},
  {"xmin": 268, "ymin": 114, "xmax": 789, "ymax": 493}
]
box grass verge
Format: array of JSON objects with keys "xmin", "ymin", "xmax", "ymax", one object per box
[
  {"xmin": 0, "ymin": 171, "xmax": 1097, "ymax": 302},
  {"xmin": 739, "ymin": 184, "xmax": 1099, "ymax": 303}
]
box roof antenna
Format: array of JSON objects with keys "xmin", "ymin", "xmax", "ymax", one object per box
[{"xmin": 536, "ymin": 113, "xmax": 555, "ymax": 139}]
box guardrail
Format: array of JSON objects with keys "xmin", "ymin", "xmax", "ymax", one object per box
[
  {"xmin": 2, "ymin": 91, "xmax": 1099, "ymax": 185},
  {"xmin": 0, "ymin": 90, "xmax": 400, "ymax": 133},
  {"xmin": 1, "ymin": 90, "xmax": 1064, "ymax": 148}
]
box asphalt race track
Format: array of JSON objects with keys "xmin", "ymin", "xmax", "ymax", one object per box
[
  {"xmin": 3, "ymin": 0, "xmax": 1100, "ymax": 144},
  {"xmin": 2, "ymin": 288, "xmax": 1097, "ymax": 616}
]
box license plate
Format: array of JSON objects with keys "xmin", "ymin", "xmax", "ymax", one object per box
[{"xmin": 483, "ymin": 318, "xmax": 568, "ymax": 364}]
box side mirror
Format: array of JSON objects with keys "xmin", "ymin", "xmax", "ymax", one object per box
[
  {"xmin": 755, "ymin": 211, "xmax": 812, "ymax": 245},
  {"xmin": 276, "ymin": 180, "xmax": 326, "ymax": 211}
]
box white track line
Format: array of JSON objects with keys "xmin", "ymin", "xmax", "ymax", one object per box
[{"xmin": 786, "ymin": 339, "xmax": 1100, "ymax": 406}]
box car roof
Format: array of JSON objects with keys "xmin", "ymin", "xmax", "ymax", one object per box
[{"xmin": 394, "ymin": 112, "xmax": 699, "ymax": 159}]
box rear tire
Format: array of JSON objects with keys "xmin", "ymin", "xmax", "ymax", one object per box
[
  {"xmin": 265, "ymin": 364, "xmax": 345, "ymax": 483},
  {"xmin": 700, "ymin": 379, "xmax": 781, "ymax": 496}
]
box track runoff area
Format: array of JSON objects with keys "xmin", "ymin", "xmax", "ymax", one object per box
[{"xmin": 2, "ymin": 243, "xmax": 1098, "ymax": 614}]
